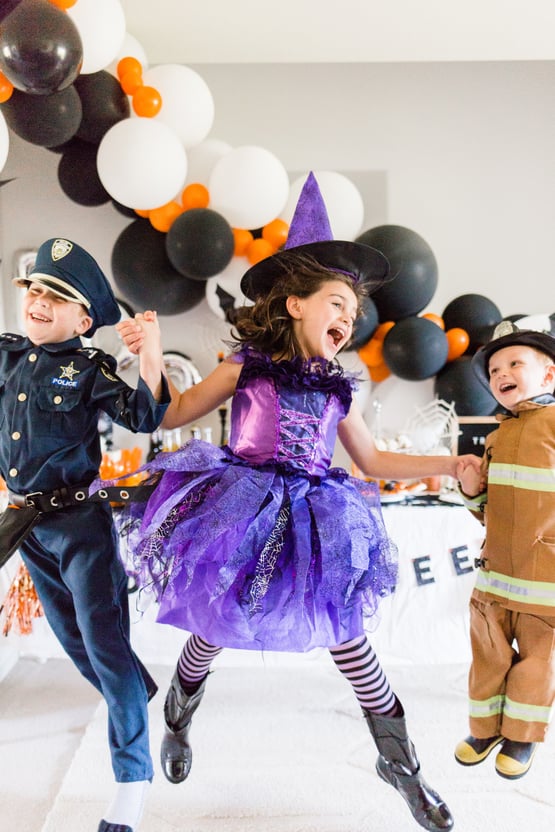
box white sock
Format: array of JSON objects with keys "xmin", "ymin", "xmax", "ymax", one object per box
[{"xmin": 103, "ymin": 780, "xmax": 150, "ymax": 830}]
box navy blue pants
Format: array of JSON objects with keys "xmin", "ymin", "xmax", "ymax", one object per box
[{"xmin": 20, "ymin": 502, "xmax": 155, "ymax": 782}]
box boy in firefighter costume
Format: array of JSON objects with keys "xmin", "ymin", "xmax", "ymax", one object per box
[
  {"xmin": 455, "ymin": 320, "xmax": 555, "ymax": 779},
  {"xmin": 0, "ymin": 239, "xmax": 170, "ymax": 832}
]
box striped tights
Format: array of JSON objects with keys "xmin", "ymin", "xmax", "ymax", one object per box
[{"xmin": 175, "ymin": 633, "xmax": 396, "ymax": 714}]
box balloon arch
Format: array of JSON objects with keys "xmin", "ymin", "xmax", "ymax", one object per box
[{"xmin": 0, "ymin": 0, "xmax": 553, "ymax": 417}]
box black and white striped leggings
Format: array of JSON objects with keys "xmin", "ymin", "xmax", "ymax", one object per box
[{"xmin": 175, "ymin": 632, "xmax": 397, "ymax": 715}]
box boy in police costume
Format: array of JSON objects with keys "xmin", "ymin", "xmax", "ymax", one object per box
[
  {"xmin": 455, "ymin": 321, "xmax": 555, "ymax": 780},
  {"xmin": 0, "ymin": 239, "xmax": 170, "ymax": 832}
]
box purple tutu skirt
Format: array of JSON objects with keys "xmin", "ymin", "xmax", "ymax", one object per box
[{"xmin": 113, "ymin": 440, "xmax": 398, "ymax": 652}]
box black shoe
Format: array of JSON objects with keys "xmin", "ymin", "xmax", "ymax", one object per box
[
  {"xmin": 376, "ymin": 757, "xmax": 454, "ymax": 831},
  {"xmin": 495, "ymin": 739, "xmax": 537, "ymax": 780},
  {"xmin": 161, "ymin": 671, "xmax": 207, "ymax": 784},
  {"xmin": 98, "ymin": 821, "xmax": 132, "ymax": 832},
  {"xmin": 363, "ymin": 704, "xmax": 453, "ymax": 831},
  {"xmin": 454, "ymin": 734, "xmax": 503, "ymax": 766}
]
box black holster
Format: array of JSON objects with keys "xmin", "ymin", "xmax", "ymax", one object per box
[{"xmin": 0, "ymin": 505, "xmax": 41, "ymax": 569}]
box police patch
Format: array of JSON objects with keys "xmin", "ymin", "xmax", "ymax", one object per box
[{"xmin": 51, "ymin": 239, "xmax": 73, "ymax": 261}]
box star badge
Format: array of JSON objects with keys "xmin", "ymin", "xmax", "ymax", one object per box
[{"xmin": 59, "ymin": 361, "xmax": 80, "ymax": 381}]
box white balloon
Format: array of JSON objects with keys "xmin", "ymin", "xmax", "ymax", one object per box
[
  {"xmin": 97, "ymin": 118, "xmax": 188, "ymax": 210},
  {"xmin": 67, "ymin": 0, "xmax": 126, "ymax": 74},
  {"xmin": 140, "ymin": 64, "xmax": 215, "ymax": 149},
  {"xmin": 209, "ymin": 146, "xmax": 289, "ymax": 229},
  {"xmin": 0, "ymin": 111, "xmax": 9, "ymax": 175},
  {"xmin": 205, "ymin": 256, "xmax": 251, "ymax": 321},
  {"xmin": 106, "ymin": 32, "xmax": 149, "ymax": 77},
  {"xmin": 185, "ymin": 138, "xmax": 233, "ymax": 187},
  {"xmin": 281, "ymin": 170, "xmax": 365, "ymax": 241}
]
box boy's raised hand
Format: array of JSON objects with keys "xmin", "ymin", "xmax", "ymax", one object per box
[{"xmin": 116, "ymin": 312, "xmax": 154, "ymax": 355}]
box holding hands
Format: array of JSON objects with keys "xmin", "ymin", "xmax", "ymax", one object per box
[{"xmin": 117, "ymin": 311, "xmax": 157, "ymax": 355}]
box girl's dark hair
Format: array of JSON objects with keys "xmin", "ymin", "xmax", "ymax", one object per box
[{"xmin": 231, "ymin": 252, "xmax": 366, "ymax": 359}]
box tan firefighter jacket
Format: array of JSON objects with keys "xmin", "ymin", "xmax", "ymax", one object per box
[{"xmin": 460, "ymin": 396, "xmax": 555, "ymax": 617}]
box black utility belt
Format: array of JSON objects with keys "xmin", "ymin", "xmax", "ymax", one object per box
[{"xmin": 8, "ymin": 482, "xmax": 156, "ymax": 514}]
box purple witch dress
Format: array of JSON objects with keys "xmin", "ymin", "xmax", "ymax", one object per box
[{"xmin": 117, "ymin": 350, "xmax": 397, "ymax": 652}]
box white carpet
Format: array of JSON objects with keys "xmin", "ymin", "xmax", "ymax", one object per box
[{"xmin": 40, "ymin": 659, "xmax": 555, "ymax": 832}]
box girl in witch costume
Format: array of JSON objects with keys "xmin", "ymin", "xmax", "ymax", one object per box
[{"xmin": 112, "ymin": 174, "xmax": 481, "ymax": 831}]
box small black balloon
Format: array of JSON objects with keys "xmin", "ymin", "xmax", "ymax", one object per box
[
  {"xmin": 347, "ymin": 295, "xmax": 379, "ymax": 351},
  {"xmin": 1, "ymin": 85, "xmax": 82, "ymax": 146},
  {"xmin": 75, "ymin": 71, "xmax": 130, "ymax": 144},
  {"xmin": 356, "ymin": 225, "xmax": 438, "ymax": 321},
  {"xmin": 112, "ymin": 220, "xmax": 206, "ymax": 315},
  {"xmin": 166, "ymin": 208, "xmax": 235, "ymax": 280},
  {"xmin": 434, "ymin": 356, "xmax": 498, "ymax": 416},
  {"xmin": 382, "ymin": 316, "xmax": 448, "ymax": 381},
  {"xmin": 58, "ymin": 139, "xmax": 110, "ymax": 206},
  {"xmin": 0, "ymin": 0, "xmax": 83, "ymax": 95},
  {"xmin": 442, "ymin": 294, "xmax": 502, "ymax": 354}
]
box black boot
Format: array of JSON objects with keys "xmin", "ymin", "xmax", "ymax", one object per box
[
  {"xmin": 363, "ymin": 701, "xmax": 454, "ymax": 831},
  {"xmin": 160, "ymin": 670, "xmax": 207, "ymax": 784}
]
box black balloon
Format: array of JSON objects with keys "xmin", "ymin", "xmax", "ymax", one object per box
[
  {"xmin": 347, "ymin": 295, "xmax": 379, "ymax": 351},
  {"xmin": 57, "ymin": 139, "xmax": 110, "ymax": 206},
  {"xmin": 434, "ymin": 357, "xmax": 498, "ymax": 416},
  {"xmin": 0, "ymin": 0, "xmax": 82, "ymax": 95},
  {"xmin": 75, "ymin": 71, "xmax": 130, "ymax": 144},
  {"xmin": 1, "ymin": 85, "xmax": 82, "ymax": 146},
  {"xmin": 382, "ymin": 316, "xmax": 448, "ymax": 381},
  {"xmin": 112, "ymin": 199, "xmax": 137, "ymax": 218},
  {"xmin": 355, "ymin": 225, "xmax": 438, "ymax": 321},
  {"xmin": 112, "ymin": 220, "xmax": 206, "ymax": 315},
  {"xmin": 442, "ymin": 294, "xmax": 502, "ymax": 354},
  {"xmin": 166, "ymin": 208, "xmax": 235, "ymax": 280}
]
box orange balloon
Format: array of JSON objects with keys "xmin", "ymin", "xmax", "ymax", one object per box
[
  {"xmin": 149, "ymin": 201, "xmax": 183, "ymax": 233},
  {"xmin": 48, "ymin": 0, "xmax": 77, "ymax": 7},
  {"xmin": 358, "ymin": 338, "xmax": 384, "ymax": 368},
  {"xmin": 422, "ymin": 312, "xmax": 445, "ymax": 329},
  {"xmin": 135, "ymin": 208, "xmax": 150, "ymax": 218},
  {"xmin": 0, "ymin": 72, "xmax": 13, "ymax": 104},
  {"xmin": 246, "ymin": 238, "xmax": 275, "ymax": 265},
  {"xmin": 117, "ymin": 56, "xmax": 143, "ymax": 80},
  {"xmin": 120, "ymin": 69, "xmax": 143, "ymax": 96},
  {"xmin": 181, "ymin": 183, "xmax": 210, "ymax": 210},
  {"xmin": 132, "ymin": 85, "xmax": 162, "ymax": 118},
  {"xmin": 369, "ymin": 361, "xmax": 391, "ymax": 383},
  {"xmin": 262, "ymin": 218, "xmax": 289, "ymax": 249},
  {"xmin": 232, "ymin": 228, "xmax": 254, "ymax": 257},
  {"xmin": 446, "ymin": 327, "xmax": 470, "ymax": 361},
  {"xmin": 373, "ymin": 321, "xmax": 395, "ymax": 342}
]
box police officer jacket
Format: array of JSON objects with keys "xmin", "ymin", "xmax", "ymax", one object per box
[{"xmin": 0, "ymin": 333, "xmax": 170, "ymax": 495}]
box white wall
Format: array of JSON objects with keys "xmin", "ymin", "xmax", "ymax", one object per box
[{"xmin": 1, "ymin": 60, "xmax": 554, "ymax": 442}]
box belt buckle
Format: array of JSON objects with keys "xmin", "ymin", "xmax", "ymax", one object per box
[{"xmin": 24, "ymin": 491, "xmax": 43, "ymax": 508}]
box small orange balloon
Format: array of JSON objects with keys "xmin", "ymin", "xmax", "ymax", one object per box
[
  {"xmin": 246, "ymin": 238, "xmax": 275, "ymax": 265},
  {"xmin": 117, "ymin": 56, "xmax": 143, "ymax": 80},
  {"xmin": 422, "ymin": 312, "xmax": 445, "ymax": 329},
  {"xmin": 181, "ymin": 183, "xmax": 210, "ymax": 210},
  {"xmin": 358, "ymin": 338, "xmax": 384, "ymax": 368},
  {"xmin": 232, "ymin": 228, "xmax": 254, "ymax": 257},
  {"xmin": 135, "ymin": 208, "xmax": 150, "ymax": 218},
  {"xmin": 262, "ymin": 218, "xmax": 289, "ymax": 249},
  {"xmin": 149, "ymin": 201, "xmax": 183, "ymax": 233},
  {"xmin": 0, "ymin": 72, "xmax": 13, "ymax": 104},
  {"xmin": 120, "ymin": 69, "xmax": 143, "ymax": 96},
  {"xmin": 132, "ymin": 85, "xmax": 162, "ymax": 118},
  {"xmin": 446, "ymin": 327, "xmax": 470, "ymax": 361},
  {"xmin": 369, "ymin": 361, "xmax": 391, "ymax": 383},
  {"xmin": 48, "ymin": 0, "xmax": 77, "ymax": 7},
  {"xmin": 373, "ymin": 321, "xmax": 395, "ymax": 342}
]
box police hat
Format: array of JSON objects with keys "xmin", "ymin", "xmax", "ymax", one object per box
[
  {"xmin": 13, "ymin": 238, "xmax": 121, "ymax": 337},
  {"xmin": 472, "ymin": 320, "xmax": 555, "ymax": 388}
]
